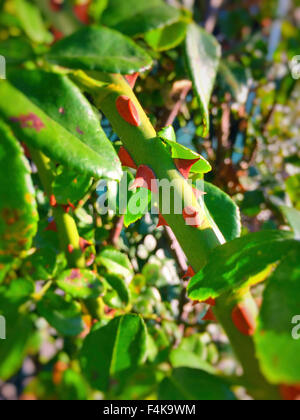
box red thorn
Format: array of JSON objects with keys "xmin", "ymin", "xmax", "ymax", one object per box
[
  {"xmin": 255, "ymin": 297, "xmax": 263, "ymax": 309},
  {"xmin": 67, "ymin": 200, "xmax": 76, "ymax": 210},
  {"xmin": 157, "ymin": 213, "xmax": 169, "ymax": 228},
  {"xmin": 61, "ymin": 200, "xmax": 75, "ymax": 213},
  {"xmin": 62, "ymin": 205, "xmax": 71, "ymax": 213},
  {"xmin": 50, "ymin": 0, "xmax": 63, "ymax": 12},
  {"xmin": 204, "ymin": 298, "xmax": 216, "ymax": 306},
  {"xmin": 202, "ymin": 308, "xmax": 217, "ymax": 322},
  {"xmin": 183, "ymin": 266, "xmax": 195, "ymax": 279},
  {"xmin": 129, "ymin": 165, "xmax": 158, "ymax": 193},
  {"xmin": 50, "ymin": 195, "xmax": 57, "ymax": 207},
  {"xmin": 192, "ymin": 187, "xmax": 206, "ymax": 200},
  {"xmin": 116, "ymin": 96, "xmax": 140, "ymax": 127},
  {"xmin": 86, "ymin": 253, "xmax": 96, "ymax": 267},
  {"xmin": 174, "ymin": 158, "xmax": 200, "ymax": 179},
  {"xmin": 182, "ymin": 206, "xmax": 202, "ymax": 228},
  {"xmin": 118, "ymin": 146, "xmax": 137, "ymax": 169},
  {"xmin": 125, "ymin": 72, "xmax": 139, "ymax": 89},
  {"xmin": 51, "ymin": 27, "xmax": 64, "ymax": 43},
  {"xmin": 280, "ymin": 385, "xmax": 300, "ymax": 401},
  {"xmin": 21, "ymin": 142, "xmax": 31, "ymax": 159},
  {"xmin": 104, "ymin": 306, "xmax": 116, "ymax": 316},
  {"xmin": 232, "ymin": 303, "xmax": 256, "ymax": 336},
  {"xmin": 67, "ymin": 244, "xmax": 74, "ymax": 254},
  {"xmin": 45, "ymin": 220, "xmax": 57, "ymax": 232},
  {"xmin": 73, "ymin": 1, "xmax": 90, "ymax": 24},
  {"xmin": 79, "ymin": 237, "xmax": 92, "ymax": 252}
]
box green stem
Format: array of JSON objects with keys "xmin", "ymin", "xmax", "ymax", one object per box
[
  {"xmin": 214, "ymin": 291, "xmax": 279, "ymax": 400},
  {"xmin": 30, "ymin": 149, "xmax": 85, "ymax": 269},
  {"xmin": 93, "ymin": 73, "xmax": 221, "ymax": 268},
  {"xmin": 87, "ymin": 72, "xmax": 280, "ymax": 399}
]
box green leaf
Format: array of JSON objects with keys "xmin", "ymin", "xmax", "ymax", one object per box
[
  {"xmin": 57, "ymin": 269, "xmax": 104, "ymax": 300},
  {"xmin": 0, "ymin": 278, "xmax": 34, "ymax": 306},
  {"xmin": 158, "ymin": 128, "xmax": 212, "ymax": 174},
  {"xmin": 59, "ymin": 370, "xmax": 89, "ymax": 401},
  {"xmin": 52, "ymin": 167, "xmax": 92, "ymax": 205},
  {"xmin": 0, "ymin": 311, "xmax": 34, "ymax": 380},
  {"xmin": 37, "ymin": 291, "xmax": 84, "ymax": 336},
  {"xmin": 281, "ymin": 206, "xmax": 300, "ymax": 240},
  {"xmin": 80, "ymin": 314, "xmax": 147, "ymax": 391},
  {"xmin": 145, "ymin": 21, "xmax": 187, "ymax": 52},
  {"xmin": 255, "ymin": 249, "xmax": 300, "ymax": 384},
  {"xmin": 204, "ymin": 182, "xmax": 241, "ymax": 242},
  {"xmin": 97, "ymin": 248, "xmax": 133, "ymax": 281},
  {"xmin": 15, "ymin": 0, "xmax": 53, "ymax": 44},
  {"xmin": 0, "ymin": 277, "xmax": 35, "ymax": 380},
  {"xmin": 47, "ymin": 26, "xmax": 153, "ymax": 74},
  {"xmin": 0, "ymin": 37, "xmax": 34, "ymax": 64},
  {"xmin": 168, "ymin": 140, "xmax": 212, "ymax": 173},
  {"xmin": 116, "ymin": 365, "xmax": 163, "ymax": 400},
  {"xmin": 158, "ymin": 368, "xmax": 235, "ymax": 400},
  {"xmin": 90, "ymin": 0, "xmax": 109, "ymax": 21},
  {"xmin": 0, "ymin": 70, "xmax": 122, "ymax": 180},
  {"xmin": 158, "ymin": 125, "xmax": 176, "ymax": 142},
  {"xmin": 124, "ymin": 188, "xmax": 151, "ymax": 227},
  {"xmin": 0, "ymin": 120, "xmax": 38, "ymax": 263},
  {"xmin": 103, "ymin": 274, "xmax": 131, "ymax": 308},
  {"xmin": 0, "ymin": 11, "xmax": 22, "ymax": 29},
  {"xmin": 188, "ymin": 230, "xmax": 298, "ymax": 301},
  {"xmin": 185, "ymin": 23, "xmax": 221, "ymax": 137},
  {"xmin": 170, "ymin": 335, "xmax": 214, "ymax": 373},
  {"xmin": 101, "ymin": 0, "xmax": 180, "ymax": 36},
  {"xmin": 22, "ymin": 248, "xmax": 66, "ymax": 281},
  {"xmin": 218, "ymin": 60, "xmax": 250, "ymax": 104},
  {"xmin": 286, "ymin": 174, "xmax": 300, "ymax": 210}
]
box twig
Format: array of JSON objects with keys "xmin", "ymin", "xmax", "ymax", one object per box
[
  {"xmin": 30, "ymin": 149, "xmax": 85, "ymax": 268},
  {"xmin": 205, "ymin": 0, "xmax": 224, "ymax": 34},
  {"xmin": 165, "ymin": 226, "xmax": 188, "ymax": 274},
  {"xmin": 163, "ymin": 80, "xmax": 192, "ymax": 127},
  {"xmin": 109, "ymin": 215, "xmax": 125, "ymax": 247}
]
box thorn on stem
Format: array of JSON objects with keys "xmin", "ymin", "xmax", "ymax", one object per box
[
  {"xmin": 67, "ymin": 244, "xmax": 74, "ymax": 254},
  {"xmin": 202, "ymin": 308, "xmax": 217, "ymax": 322},
  {"xmin": 183, "ymin": 265, "xmax": 195, "ymax": 279},
  {"xmin": 280, "ymin": 385, "xmax": 300, "ymax": 401},
  {"xmin": 232, "ymin": 303, "xmax": 256, "ymax": 336},
  {"xmin": 118, "ymin": 146, "xmax": 137, "ymax": 169},
  {"xmin": 129, "ymin": 165, "xmax": 158, "ymax": 193},
  {"xmin": 45, "ymin": 220, "xmax": 57, "ymax": 232},
  {"xmin": 192, "ymin": 187, "xmax": 206, "ymax": 200},
  {"xmin": 157, "ymin": 213, "xmax": 169, "ymax": 228},
  {"xmin": 116, "ymin": 96, "xmax": 140, "ymax": 127},
  {"xmin": 50, "ymin": 0, "xmax": 63, "ymax": 12},
  {"xmin": 204, "ymin": 297, "xmax": 216, "ymax": 306},
  {"xmin": 182, "ymin": 206, "xmax": 202, "ymax": 228},
  {"xmin": 79, "ymin": 237, "xmax": 92, "ymax": 252},
  {"xmin": 86, "ymin": 253, "xmax": 96, "ymax": 267},
  {"xmin": 50, "ymin": 195, "xmax": 57, "ymax": 207},
  {"xmin": 73, "ymin": 1, "xmax": 90, "ymax": 24},
  {"xmin": 174, "ymin": 158, "xmax": 199, "ymax": 179},
  {"xmin": 125, "ymin": 72, "xmax": 139, "ymax": 89}
]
